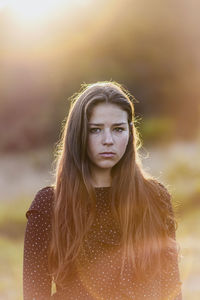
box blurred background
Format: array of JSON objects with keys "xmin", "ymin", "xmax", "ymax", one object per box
[{"xmin": 0, "ymin": 0, "xmax": 200, "ymax": 299}]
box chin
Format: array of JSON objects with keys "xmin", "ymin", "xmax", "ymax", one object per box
[{"xmin": 97, "ymin": 162, "xmax": 117, "ymax": 169}]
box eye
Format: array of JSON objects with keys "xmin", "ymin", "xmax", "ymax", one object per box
[
  {"xmin": 89, "ymin": 127, "xmax": 101, "ymax": 134},
  {"xmin": 114, "ymin": 127, "xmax": 125, "ymax": 132}
]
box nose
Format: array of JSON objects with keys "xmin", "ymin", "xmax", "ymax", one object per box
[{"xmin": 102, "ymin": 129, "xmax": 114, "ymax": 145}]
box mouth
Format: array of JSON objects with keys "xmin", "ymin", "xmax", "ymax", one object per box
[
  {"xmin": 99, "ymin": 152, "xmax": 116, "ymax": 158},
  {"xmin": 100, "ymin": 152, "xmax": 115, "ymax": 154}
]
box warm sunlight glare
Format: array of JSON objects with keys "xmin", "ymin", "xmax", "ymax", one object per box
[
  {"xmin": 8, "ymin": 0, "xmax": 67, "ymax": 22},
  {"xmin": 0, "ymin": 0, "xmax": 8, "ymax": 9},
  {"xmin": 8, "ymin": 0, "xmax": 92, "ymax": 19}
]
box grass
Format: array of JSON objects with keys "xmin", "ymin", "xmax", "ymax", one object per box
[
  {"xmin": 0, "ymin": 196, "xmax": 28, "ymax": 300},
  {"xmin": 177, "ymin": 209, "xmax": 200, "ymax": 300},
  {"xmin": 0, "ymin": 237, "xmax": 23, "ymax": 300}
]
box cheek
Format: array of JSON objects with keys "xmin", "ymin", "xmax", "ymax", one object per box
[
  {"xmin": 87, "ymin": 136, "xmax": 98, "ymax": 156},
  {"xmin": 118, "ymin": 134, "xmax": 129, "ymax": 152}
]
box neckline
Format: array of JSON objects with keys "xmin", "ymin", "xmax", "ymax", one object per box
[
  {"xmin": 94, "ymin": 186, "xmax": 111, "ymax": 189},
  {"xmin": 94, "ymin": 186, "xmax": 111, "ymax": 191}
]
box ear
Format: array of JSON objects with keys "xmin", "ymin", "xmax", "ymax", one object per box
[{"xmin": 129, "ymin": 122, "xmax": 133, "ymax": 135}]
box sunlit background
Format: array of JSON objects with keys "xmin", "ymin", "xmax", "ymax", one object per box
[{"xmin": 0, "ymin": 0, "xmax": 200, "ymax": 299}]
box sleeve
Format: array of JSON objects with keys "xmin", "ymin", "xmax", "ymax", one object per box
[
  {"xmin": 158, "ymin": 183, "xmax": 183, "ymax": 300},
  {"xmin": 23, "ymin": 186, "xmax": 54, "ymax": 300}
]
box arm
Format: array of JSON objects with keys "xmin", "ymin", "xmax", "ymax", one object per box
[{"xmin": 23, "ymin": 187, "xmax": 54, "ymax": 300}]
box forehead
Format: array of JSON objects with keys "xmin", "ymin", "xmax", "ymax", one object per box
[{"xmin": 88, "ymin": 103, "xmax": 128, "ymax": 123}]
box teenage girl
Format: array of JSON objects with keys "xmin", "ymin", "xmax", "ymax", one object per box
[{"xmin": 23, "ymin": 81, "xmax": 182, "ymax": 299}]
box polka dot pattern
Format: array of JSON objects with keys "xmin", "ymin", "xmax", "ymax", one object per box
[
  {"xmin": 23, "ymin": 186, "xmax": 182, "ymax": 299},
  {"xmin": 23, "ymin": 186, "xmax": 54, "ymax": 300}
]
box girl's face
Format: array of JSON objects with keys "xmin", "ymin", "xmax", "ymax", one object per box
[{"xmin": 87, "ymin": 103, "xmax": 130, "ymax": 173}]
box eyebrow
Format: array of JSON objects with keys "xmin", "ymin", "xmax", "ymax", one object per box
[{"xmin": 88, "ymin": 122, "xmax": 127, "ymax": 126}]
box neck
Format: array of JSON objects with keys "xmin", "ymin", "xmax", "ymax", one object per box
[{"xmin": 90, "ymin": 168, "xmax": 111, "ymax": 188}]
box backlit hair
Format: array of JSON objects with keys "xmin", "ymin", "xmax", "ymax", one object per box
[{"xmin": 48, "ymin": 81, "xmax": 180, "ymax": 287}]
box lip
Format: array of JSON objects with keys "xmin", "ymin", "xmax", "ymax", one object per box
[
  {"xmin": 100, "ymin": 152, "xmax": 115, "ymax": 154},
  {"xmin": 99, "ymin": 152, "xmax": 116, "ymax": 158}
]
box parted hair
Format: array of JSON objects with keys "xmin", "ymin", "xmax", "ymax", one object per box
[{"xmin": 48, "ymin": 81, "xmax": 179, "ymax": 287}]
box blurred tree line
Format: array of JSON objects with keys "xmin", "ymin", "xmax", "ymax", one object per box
[{"xmin": 0, "ymin": 0, "xmax": 200, "ymax": 152}]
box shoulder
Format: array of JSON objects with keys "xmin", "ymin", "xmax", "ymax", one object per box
[
  {"xmin": 26, "ymin": 186, "xmax": 55, "ymax": 219},
  {"xmin": 148, "ymin": 178, "xmax": 173, "ymax": 209},
  {"xmin": 148, "ymin": 178, "xmax": 170, "ymax": 196},
  {"xmin": 148, "ymin": 179, "xmax": 177, "ymax": 236}
]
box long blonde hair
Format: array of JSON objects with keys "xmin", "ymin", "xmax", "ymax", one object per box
[{"xmin": 48, "ymin": 81, "xmax": 179, "ymax": 287}]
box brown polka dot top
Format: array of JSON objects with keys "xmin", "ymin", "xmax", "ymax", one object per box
[{"xmin": 23, "ymin": 186, "xmax": 182, "ymax": 300}]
